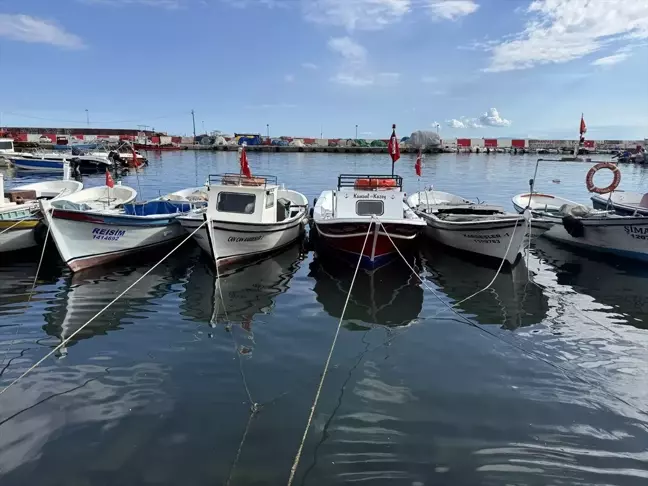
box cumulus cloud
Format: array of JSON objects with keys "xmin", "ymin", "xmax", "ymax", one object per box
[
  {"xmin": 485, "ymin": 1, "xmax": 648, "ymax": 72},
  {"xmin": 446, "ymin": 108, "xmax": 511, "ymax": 128},
  {"xmin": 0, "ymin": 14, "xmax": 85, "ymax": 49},
  {"xmin": 328, "ymin": 36, "xmax": 367, "ymax": 62},
  {"xmin": 428, "ymin": 0, "xmax": 479, "ymax": 20},
  {"xmin": 304, "ymin": 0, "xmax": 411, "ymax": 31}
]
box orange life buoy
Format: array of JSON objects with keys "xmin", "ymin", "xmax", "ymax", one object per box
[
  {"xmin": 585, "ymin": 162, "xmax": 621, "ymax": 194},
  {"xmin": 354, "ymin": 178, "xmax": 397, "ymax": 189}
]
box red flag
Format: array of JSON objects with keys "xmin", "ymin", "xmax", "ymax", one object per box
[
  {"xmin": 415, "ymin": 150, "xmax": 422, "ymax": 177},
  {"xmin": 388, "ymin": 124, "xmax": 400, "ymax": 164},
  {"xmin": 105, "ymin": 169, "xmax": 115, "ymax": 188},
  {"xmin": 240, "ymin": 145, "xmax": 252, "ymax": 178},
  {"xmin": 580, "ymin": 114, "xmax": 587, "ymax": 135},
  {"xmin": 131, "ymin": 147, "xmax": 141, "ymax": 168}
]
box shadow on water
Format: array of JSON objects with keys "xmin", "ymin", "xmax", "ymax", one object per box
[
  {"xmin": 308, "ymin": 255, "xmax": 424, "ymax": 329},
  {"xmin": 421, "ymin": 244, "xmax": 550, "ymax": 329},
  {"xmin": 534, "ymin": 237, "xmax": 648, "ymax": 328}
]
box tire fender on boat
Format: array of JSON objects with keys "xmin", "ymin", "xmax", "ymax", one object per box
[
  {"xmin": 586, "ymin": 162, "xmax": 621, "ymax": 194},
  {"xmin": 562, "ymin": 215, "xmax": 585, "ymax": 238}
]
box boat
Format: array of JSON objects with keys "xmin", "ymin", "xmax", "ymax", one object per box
[
  {"xmin": 591, "ymin": 191, "xmax": 648, "ymax": 216},
  {"xmin": 0, "ymin": 170, "xmax": 83, "ymax": 253},
  {"xmin": 311, "ymin": 174, "xmax": 425, "ymax": 269},
  {"xmin": 511, "ymin": 192, "xmax": 581, "ymax": 233},
  {"xmin": 40, "ymin": 183, "xmax": 197, "ymax": 271},
  {"xmin": 407, "ymin": 190, "xmax": 526, "ymax": 265},
  {"xmin": 542, "ymin": 206, "xmax": 648, "ymax": 261},
  {"xmin": 133, "ymin": 143, "xmax": 182, "ymax": 151},
  {"xmin": 10, "ymin": 153, "xmax": 114, "ymax": 173},
  {"xmin": 178, "ymin": 173, "xmax": 308, "ymax": 267},
  {"xmin": 0, "ymin": 138, "xmax": 24, "ymax": 167}
]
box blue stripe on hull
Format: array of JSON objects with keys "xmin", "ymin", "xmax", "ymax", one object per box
[{"xmin": 13, "ymin": 159, "xmax": 63, "ymax": 171}]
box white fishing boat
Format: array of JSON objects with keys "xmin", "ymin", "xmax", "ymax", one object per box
[
  {"xmin": 40, "ymin": 184, "xmax": 194, "ymax": 271},
  {"xmin": 0, "ymin": 138, "xmax": 23, "ymax": 167},
  {"xmin": 511, "ymin": 192, "xmax": 580, "ymax": 233},
  {"xmin": 591, "ymin": 191, "xmax": 648, "ymax": 216},
  {"xmin": 312, "ymin": 175, "xmax": 425, "ymax": 269},
  {"xmin": 0, "ymin": 168, "xmax": 83, "ymax": 253},
  {"xmin": 408, "ymin": 190, "xmax": 526, "ymax": 265},
  {"xmin": 178, "ymin": 173, "xmax": 308, "ymax": 267}
]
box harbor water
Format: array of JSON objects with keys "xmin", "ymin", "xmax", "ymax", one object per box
[{"xmin": 2, "ymin": 152, "xmax": 648, "ymax": 485}]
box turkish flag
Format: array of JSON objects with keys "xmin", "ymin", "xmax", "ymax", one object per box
[
  {"xmin": 580, "ymin": 114, "xmax": 587, "ymax": 135},
  {"xmin": 240, "ymin": 145, "xmax": 252, "ymax": 178},
  {"xmin": 415, "ymin": 150, "xmax": 422, "ymax": 177},
  {"xmin": 388, "ymin": 124, "xmax": 400, "ymax": 164},
  {"xmin": 105, "ymin": 169, "xmax": 115, "ymax": 188}
]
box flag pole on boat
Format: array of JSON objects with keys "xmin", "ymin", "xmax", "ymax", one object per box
[{"xmin": 388, "ymin": 124, "xmax": 400, "ymax": 177}]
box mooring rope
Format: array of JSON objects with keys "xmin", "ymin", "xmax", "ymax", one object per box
[
  {"xmin": 286, "ymin": 220, "xmax": 374, "ymax": 486},
  {"xmin": 0, "ymin": 220, "xmax": 207, "ymax": 397},
  {"xmin": 0, "ymin": 220, "xmax": 52, "ymax": 370},
  {"xmin": 0, "ymin": 208, "xmax": 40, "ymax": 236}
]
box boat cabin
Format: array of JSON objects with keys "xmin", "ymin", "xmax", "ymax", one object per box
[
  {"xmin": 0, "ymin": 138, "xmax": 15, "ymax": 153},
  {"xmin": 206, "ymin": 173, "xmax": 296, "ymax": 223},
  {"xmin": 332, "ymin": 174, "xmax": 405, "ymax": 220}
]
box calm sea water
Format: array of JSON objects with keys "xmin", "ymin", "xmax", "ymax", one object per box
[{"xmin": 2, "ymin": 152, "xmax": 648, "ymax": 485}]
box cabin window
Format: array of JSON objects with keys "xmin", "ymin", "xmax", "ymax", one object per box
[
  {"xmin": 265, "ymin": 192, "xmax": 275, "ymax": 209},
  {"xmin": 356, "ymin": 200, "xmax": 384, "ymax": 216},
  {"xmin": 0, "ymin": 141, "xmax": 13, "ymax": 150},
  {"xmin": 217, "ymin": 192, "xmax": 256, "ymax": 214}
]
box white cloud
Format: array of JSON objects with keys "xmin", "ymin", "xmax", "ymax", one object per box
[
  {"xmin": 328, "ymin": 36, "xmax": 367, "ymax": 62},
  {"xmin": 485, "ymin": 1, "xmax": 648, "ymax": 72},
  {"xmin": 301, "ymin": 62, "xmax": 319, "ymax": 70},
  {"xmin": 421, "ymin": 76, "xmax": 438, "ymax": 83},
  {"xmin": 447, "ymin": 119, "xmax": 467, "ymax": 129},
  {"xmin": 592, "ymin": 52, "xmax": 630, "ymax": 66},
  {"xmin": 478, "ymin": 107, "xmax": 511, "ymax": 127},
  {"xmin": 331, "ymin": 73, "xmax": 374, "ymax": 86},
  {"xmin": 284, "ymin": 74, "xmax": 295, "ymax": 82},
  {"xmin": 0, "ymin": 14, "xmax": 85, "ymax": 49},
  {"xmin": 304, "ymin": 0, "xmax": 411, "ymax": 31},
  {"xmin": 80, "ymin": 0, "xmax": 181, "ymax": 7},
  {"xmin": 428, "ymin": 0, "xmax": 479, "ymax": 20}
]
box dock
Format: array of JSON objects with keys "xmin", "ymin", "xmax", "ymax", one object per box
[{"xmin": 180, "ymin": 144, "xmax": 443, "ymax": 154}]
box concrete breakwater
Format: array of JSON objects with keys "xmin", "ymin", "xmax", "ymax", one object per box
[{"xmin": 181, "ymin": 144, "xmax": 443, "ymax": 154}]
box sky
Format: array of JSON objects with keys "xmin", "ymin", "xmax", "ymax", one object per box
[{"xmin": 0, "ymin": 0, "xmax": 647, "ymax": 140}]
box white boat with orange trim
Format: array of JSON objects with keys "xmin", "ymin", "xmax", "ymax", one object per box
[
  {"xmin": 511, "ymin": 192, "xmax": 579, "ymax": 234},
  {"xmin": 312, "ymin": 174, "xmax": 425, "ymax": 269},
  {"xmin": 0, "ymin": 171, "xmax": 83, "ymax": 253},
  {"xmin": 178, "ymin": 173, "xmax": 308, "ymax": 267}
]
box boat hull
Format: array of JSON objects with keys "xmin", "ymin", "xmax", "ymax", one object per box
[
  {"xmin": 544, "ymin": 216, "xmax": 648, "ymax": 261},
  {"xmin": 11, "ymin": 158, "xmax": 65, "ymax": 172},
  {"xmin": 421, "ymin": 216, "xmax": 526, "ymax": 265},
  {"xmin": 0, "ymin": 219, "xmax": 40, "ymax": 252},
  {"xmin": 179, "ymin": 215, "xmax": 306, "ymax": 267},
  {"xmin": 44, "ymin": 209, "xmax": 186, "ymax": 271},
  {"xmin": 591, "ymin": 194, "xmax": 648, "ymax": 216},
  {"xmin": 314, "ymin": 221, "xmax": 421, "ymax": 269}
]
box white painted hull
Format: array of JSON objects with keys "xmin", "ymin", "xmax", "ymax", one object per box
[
  {"xmin": 179, "ymin": 215, "xmax": 305, "ymax": 266},
  {"xmin": 43, "ymin": 211, "xmax": 186, "ymax": 272},
  {"xmin": 544, "ymin": 216, "xmax": 648, "ymax": 261},
  {"xmin": 0, "ymin": 227, "xmax": 38, "ymax": 252},
  {"xmin": 421, "ymin": 215, "xmax": 526, "ymax": 264}
]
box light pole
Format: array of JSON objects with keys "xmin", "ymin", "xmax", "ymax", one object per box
[
  {"xmin": 355, "ymin": 124, "xmax": 358, "ymax": 139},
  {"xmin": 266, "ymin": 124, "xmax": 270, "ymax": 139},
  {"xmin": 85, "ymin": 109, "xmax": 89, "ymax": 127},
  {"xmin": 191, "ymin": 109, "xmax": 196, "ymax": 140}
]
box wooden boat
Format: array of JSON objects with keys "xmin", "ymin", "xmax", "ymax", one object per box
[
  {"xmin": 311, "ymin": 174, "xmax": 425, "ymax": 269},
  {"xmin": 408, "ymin": 190, "xmax": 526, "ymax": 265},
  {"xmin": 0, "ymin": 171, "xmax": 83, "ymax": 253},
  {"xmin": 178, "ymin": 173, "xmax": 308, "ymax": 267},
  {"xmin": 511, "ymin": 192, "xmax": 581, "ymax": 233},
  {"xmin": 591, "ymin": 191, "xmax": 648, "ymax": 216}
]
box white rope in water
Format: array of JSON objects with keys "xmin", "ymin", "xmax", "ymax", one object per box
[
  {"xmin": 0, "ymin": 220, "xmax": 207, "ymax": 397},
  {"xmin": 286, "ymin": 220, "xmax": 374, "ymax": 486},
  {"xmin": 0, "ymin": 222, "xmax": 52, "ymax": 369}
]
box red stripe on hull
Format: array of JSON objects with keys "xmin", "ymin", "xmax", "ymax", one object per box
[
  {"xmin": 320, "ymin": 233, "xmax": 397, "ymax": 259},
  {"xmin": 52, "ymin": 210, "xmax": 104, "ymax": 224}
]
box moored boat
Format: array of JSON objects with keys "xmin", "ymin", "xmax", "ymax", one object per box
[
  {"xmin": 408, "ymin": 190, "xmax": 526, "ymax": 265},
  {"xmin": 591, "ymin": 191, "xmax": 648, "ymax": 216},
  {"xmin": 178, "ymin": 173, "xmax": 308, "ymax": 267},
  {"xmin": 312, "ymin": 174, "xmax": 425, "ymax": 269},
  {"xmin": 40, "ymin": 184, "xmax": 194, "ymax": 271},
  {"xmin": 511, "ymin": 192, "xmax": 580, "ymax": 233}
]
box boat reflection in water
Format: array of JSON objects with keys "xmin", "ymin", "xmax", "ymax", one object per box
[
  {"xmin": 423, "ymin": 246, "xmax": 549, "ymax": 329},
  {"xmin": 534, "ymin": 237, "xmax": 648, "ymax": 328},
  {"xmin": 309, "ymin": 256, "xmax": 424, "ymax": 329},
  {"xmin": 43, "ymin": 252, "xmax": 192, "ymax": 355},
  {"xmin": 181, "ymin": 243, "xmax": 305, "ymax": 338}
]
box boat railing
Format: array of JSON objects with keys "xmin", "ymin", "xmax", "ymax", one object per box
[
  {"xmin": 208, "ymin": 173, "xmax": 278, "ymax": 188},
  {"xmin": 337, "ymin": 174, "xmax": 403, "ymax": 191}
]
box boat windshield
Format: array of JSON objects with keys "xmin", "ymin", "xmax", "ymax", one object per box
[
  {"xmin": 217, "ymin": 192, "xmax": 256, "ymax": 214},
  {"xmin": 0, "ymin": 141, "xmax": 13, "ymax": 150},
  {"xmin": 356, "ymin": 200, "xmax": 384, "ymax": 216}
]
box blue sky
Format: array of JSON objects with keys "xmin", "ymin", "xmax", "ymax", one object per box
[{"xmin": 1, "ymin": 0, "xmax": 647, "ymax": 140}]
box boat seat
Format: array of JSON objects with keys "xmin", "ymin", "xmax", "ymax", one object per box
[{"xmin": 639, "ymin": 194, "xmax": 648, "ymax": 209}]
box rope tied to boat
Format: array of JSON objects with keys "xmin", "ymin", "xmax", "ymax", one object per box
[
  {"xmin": 0, "ymin": 207, "xmax": 41, "ymax": 236},
  {"xmin": 286, "ymin": 220, "xmax": 374, "ymax": 486},
  {"xmin": 0, "ymin": 220, "xmax": 208, "ymax": 398}
]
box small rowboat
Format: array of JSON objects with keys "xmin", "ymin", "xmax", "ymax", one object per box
[{"xmin": 511, "ymin": 193, "xmax": 581, "ymax": 234}]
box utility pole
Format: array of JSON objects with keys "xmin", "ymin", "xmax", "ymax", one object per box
[
  {"xmin": 266, "ymin": 123, "xmax": 269, "ymax": 139},
  {"xmin": 85, "ymin": 109, "xmax": 90, "ymax": 127},
  {"xmin": 355, "ymin": 124, "xmax": 358, "ymax": 139},
  {"xmin": 191, "ymin": 109, "xmax": 196, "ymax": 141}
]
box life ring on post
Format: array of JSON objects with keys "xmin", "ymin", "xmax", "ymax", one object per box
[{"xmin": 586, "ymin": 162, "xmax": 621, "ymax": 194}]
